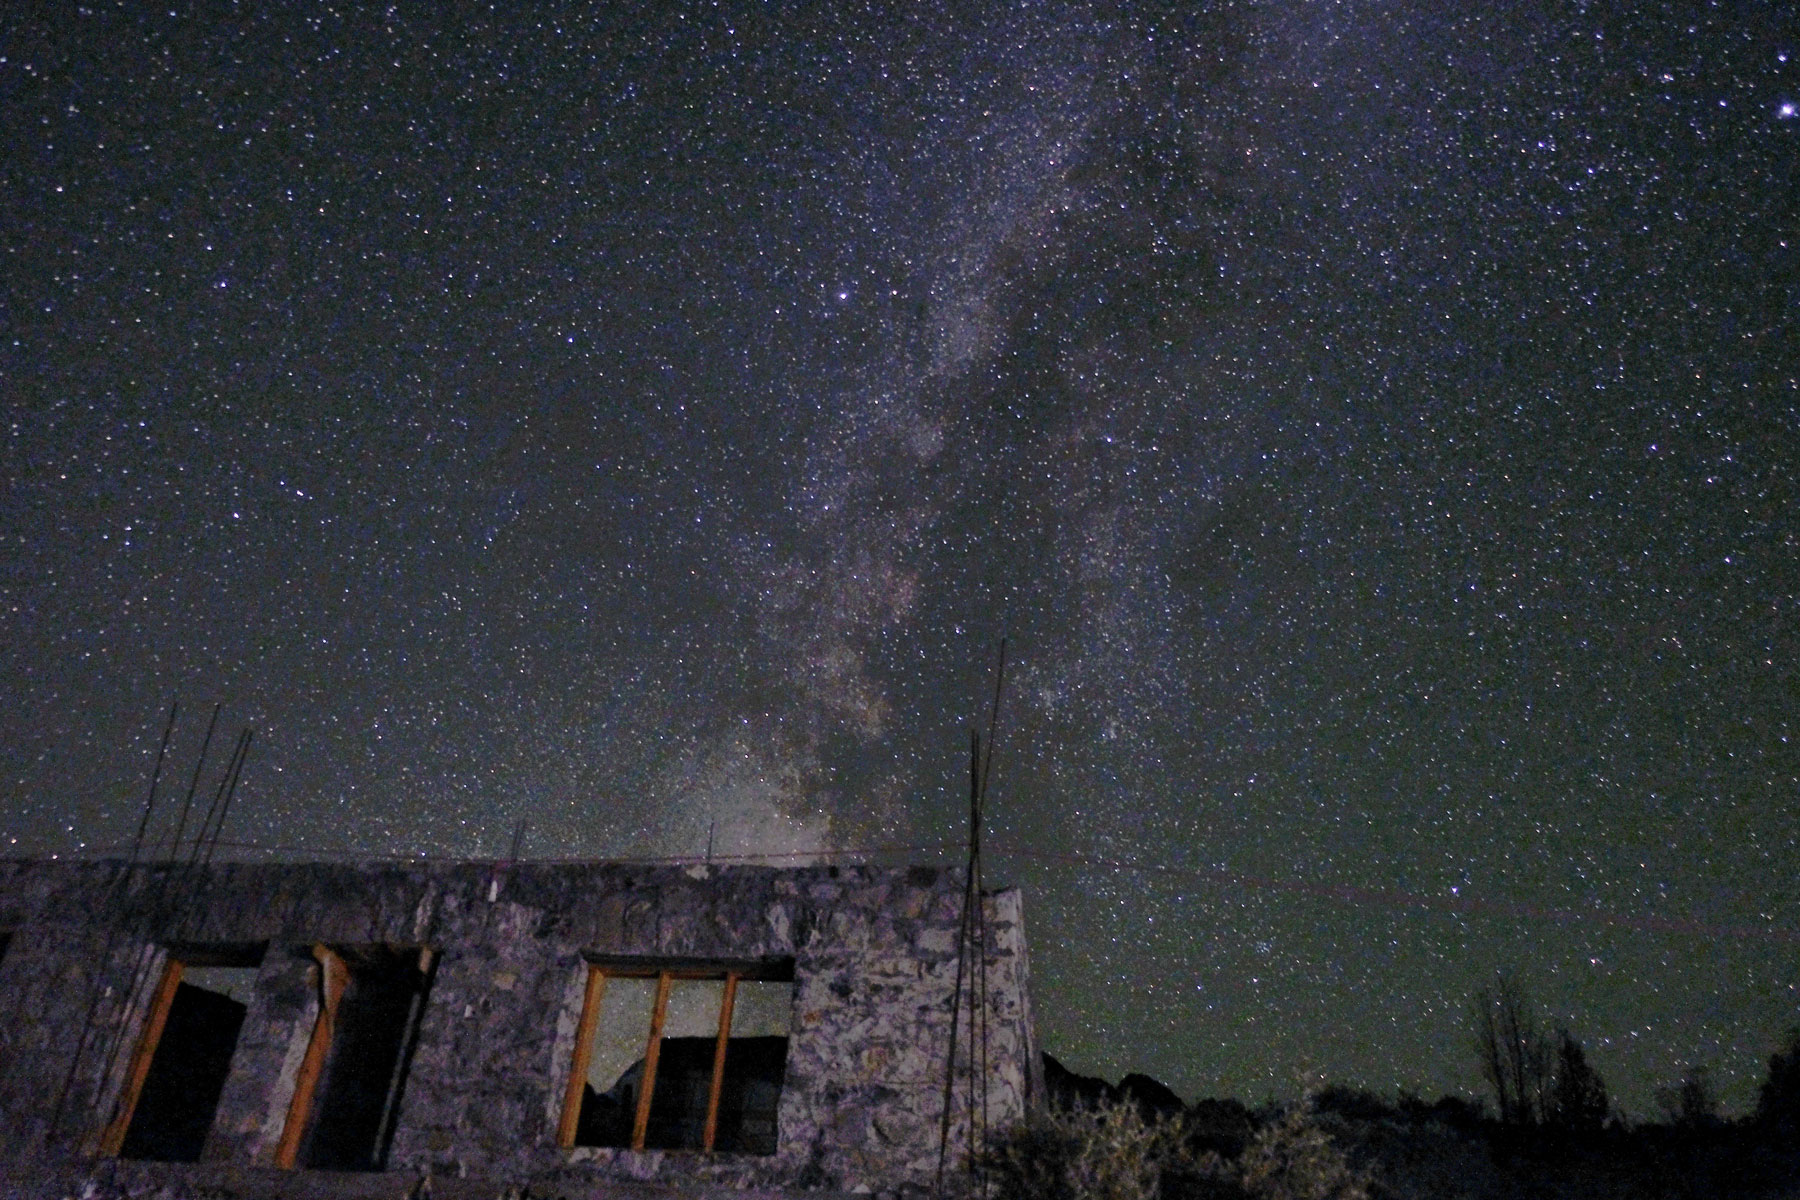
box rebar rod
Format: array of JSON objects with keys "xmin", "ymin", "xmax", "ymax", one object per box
[{"xmin": 46, "ymin": 700, "xmax": 179, "ymax": 1146}]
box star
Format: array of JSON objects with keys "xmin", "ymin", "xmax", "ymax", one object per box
[{"xmin": 3, "ymin": 0, "xmax": 1794, "ymax": 1121}]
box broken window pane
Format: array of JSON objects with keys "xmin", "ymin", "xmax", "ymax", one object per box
[{"xmin": 577, "ymin": 975, "xmax": 657, "ymax": 1148}]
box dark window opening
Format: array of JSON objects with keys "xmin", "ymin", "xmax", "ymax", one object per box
[
  {"xmin": 293, "ymin": 944, "xmax": 436, "ymax": 1172},
  {"xmin": 561, "ymin": 961, "xmax": 792, "ymax": 1155},
  {"xmin": 108, "ymin": 943, "xmax": 265, "ymax": 1163}
]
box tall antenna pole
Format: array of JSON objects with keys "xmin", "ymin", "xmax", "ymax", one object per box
[
  {"xmin": 972, "ymin": 639, "xmax": 1004, "ymax": 1197},
  {"xmin": 937, "ymin": 639, "xmax": 1007, "ymax": 1198},
  {"xmin": 936, "ymin": 733, "xmax": 980, "ymax": 1195},
  {"xmin": 125, "ymin": 701, "xmax": 179, "ymax": 871}
]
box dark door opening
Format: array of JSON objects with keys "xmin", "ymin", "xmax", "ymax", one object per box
[
  {"xmin": 299, "ymin": 945, "xmax": 435, "ymax": 1172},
  {"xmin": 112, "ymin": 944, "xmax": 265, "ymax": 1162},
  {"xmin": 118, "ymin": 982, "xmax": 246, "ymax": 1160}
]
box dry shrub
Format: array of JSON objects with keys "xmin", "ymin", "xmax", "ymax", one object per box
[
  {"xmin": 983, "ymin": 1097, "xmax": 1195, "ymax": 1200},
  {"xmin": 984, "ymin": 1096, "xmax": 1370, "ymax": 1200},
  {"xmin": 1236, "ymin": 1102, "xmax": 1371, "ymax": 1200}
]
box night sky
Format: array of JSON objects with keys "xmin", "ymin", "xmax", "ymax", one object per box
[{"xmin": 4, "ymin": 1, "xmax": 1797, "ymax": 1118}]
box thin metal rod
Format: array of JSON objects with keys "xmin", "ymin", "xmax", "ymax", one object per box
[
  {"xmin": 965, "ymin": 740, "xmax": 985, "ymax": 1189},
  {"xmin": 936, "ymin": 729, "xmax": 983, "ymax": 1194},
  {"xmin": 968, "ymin": 853, "xmax": 987, "ymax": 1157},
  {"xmin": 980, "ymin": 638, "xmax": 1007, "ymax": 804},
  {"xmin": 187, "ymin": 729, "xmax": 245, "ymax": 877},
  {"xmin": 47, "ymin": 700, "xmax": 179, "ymax": 1146},
  {"xmin": 937, "ymin": 866, "xmax": 979, "ymax": 1190},
  {"xmin": 200, "ymin": 730, "xmax": 252, "ymax": 869},
  {"xmin": 973, "ymin": 638, "xmax": 1004, "ymax": 1191},
  {"xmin": 126, "ymin": 701, "xmax": 180, "ymax": 870},
  {"xmin": 157, "ymin": 726, "xmax": 248, "ymax": 955},
  {"xmin": 373, "ymin": 948, "xmax": 436, "ymax": 1168},
  {"xmin": 91, "ymin": 705, "xmax": 227, "ymax": 1143},
  {"xmin": 164, "ymin": 703, "xmax": 221, "ymax": 863}
]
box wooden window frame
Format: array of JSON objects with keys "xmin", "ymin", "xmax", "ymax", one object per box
[
  {"xmin": 97, "ymin": 957, "xmax": 185, "ymax": 1156},
  {"xmin": 557, "ymin": 959, "xmax": 788, "ymax": 1153},
  {"xmin": 97, "ymin": 941, "xmax": 265, "ymax": 1158},
  {"xmin": 273, "ymin": 942, "xmax": 436, "ymax": 1171}
]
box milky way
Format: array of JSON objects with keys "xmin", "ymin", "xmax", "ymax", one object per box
[{"xmin": 4, "ymin": 0, "xmax": 1797, "ymax": 1116}]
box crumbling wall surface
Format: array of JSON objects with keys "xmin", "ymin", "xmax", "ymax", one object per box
[
  {"xmin": 0, "ymin": 858, "xmax": 1037, "ymax": 1196},
  {"xmin": 203, "ymin": 949, "xmax": 325, "ymax": 1164},
  {"xmin": 772, "ymin": 870, "xmax": 1038, "ymax": 1192},
  {"xmin": 0, "ymin": 858, "xmax": 168, "ymax": 1163},
  {"xmin": 0, "ymin": 860, "xmax": 94, "ymax": 1161}
]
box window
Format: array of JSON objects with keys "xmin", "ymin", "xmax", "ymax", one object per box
[
  {"xmin": 274, "ymin": 944, "xmax": 436, "ymax": 1172},
  {"xmin": 560, "ymin": 959, "xmax": 793, "ymax": 1155},
  {"xmin": 100, "ymin": 941, "xmax": 266, "ymax": 1162}
]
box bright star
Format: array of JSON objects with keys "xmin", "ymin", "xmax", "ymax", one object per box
[{"xmin": 1779, "ymin": 101, "xmax": 1797, "ymax": 119}]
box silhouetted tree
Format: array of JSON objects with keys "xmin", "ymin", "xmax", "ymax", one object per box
[
  {"xmin": 1755, "ymin": 1027, "xmax": 1800, "ymax": 1138},
  {"xmin": 1545, "ymin": 1029, "xmax": 1609, "ymax": 1131},
  {"xmin": 1656, "ymin": 1065, "xmax": 1719, "ymax": 1129},
  {"xmin": 1470, "ymin": 970, "xmax": 1550, "ymax": 1125}
]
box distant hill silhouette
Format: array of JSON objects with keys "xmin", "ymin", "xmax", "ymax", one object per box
[{"xmin": 1042, "ymin": 1054, "xmax": 1188, "ymax": 1120}]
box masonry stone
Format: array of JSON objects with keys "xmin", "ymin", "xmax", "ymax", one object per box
[{"xmin": 0, "ymin": 859, "xmax": 1037, "ymax": 1200}]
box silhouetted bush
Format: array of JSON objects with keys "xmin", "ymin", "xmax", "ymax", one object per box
[
  {"xmin": 1186, "ymin": 1096, "xmax": 1254, "ymax": 1159},
  {"xmin": 984, "ymin": 1096, "xmax": 1372, "ymax": 1200},
  {"xmin": 983, "ymin": 1096, "xmax": 1196, "ymax": 1200},
  {"xmin": 1756, "ymin": 1027, "xmax": 1800, "ymax": 1139},
  {"xmin": 1656, "ymin": 1065, "xmax": 1720, "ymax": 1130},
  {"xmin": 1546, "ymin": 1029, "xmax": 1610, "ymax": 1131},
  {"xmin": 1236, "ymin": 1100, "xmax": 1371, "ymax": 1200}
]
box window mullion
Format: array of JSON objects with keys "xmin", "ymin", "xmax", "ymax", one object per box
[
  {"xmin": 702, "ymin": 971, "xmax": 739, "ymax": 1151},
  {"xmin": 630, "ymin": 971, "xmax": 672, "ymax": 1150},
  {"xmin": 558, "ymin": 965, "xmax": 607, "ymax": 1148}
]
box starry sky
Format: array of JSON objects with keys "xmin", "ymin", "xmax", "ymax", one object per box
[{"xmin": 4, "ymin": 0, "xmax": 1797, "ymax": 1118}]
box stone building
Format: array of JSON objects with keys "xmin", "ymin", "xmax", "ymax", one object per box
[{"xmin": 0, "ymin": 857, "xmax": 1040, "ymax": 1198}]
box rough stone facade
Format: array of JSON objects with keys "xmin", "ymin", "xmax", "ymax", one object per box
[{"xmin": 0, "ymin": 858, "xmax": 1040, "ymax": 1198}]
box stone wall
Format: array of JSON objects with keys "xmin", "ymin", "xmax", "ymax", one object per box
[{"xmin": 0, "ymin": 858, "xmax": 1038, "ymax": 1197}]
